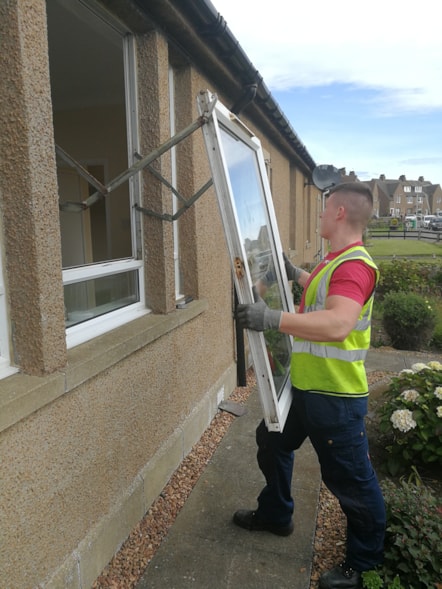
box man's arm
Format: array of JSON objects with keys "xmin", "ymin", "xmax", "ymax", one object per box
[
  {"xmin": 236, "ymin": 294, "xmax": 362, "ymax": 341},
  {"xmin": 278, "ymin": 295, "xmax": 363, "ymax": 342},
  {"xmin": 236, "ymin": 259, "xmax": 374, "ymax": 338}
]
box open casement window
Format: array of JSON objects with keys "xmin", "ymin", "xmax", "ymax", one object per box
[
  {"xmin": 47, "ymin": 0, "xmax": 145, "ymax": 348},
  {"xmin": 198, "ymin": 91, "xmax": 294, "ymax": 432}
]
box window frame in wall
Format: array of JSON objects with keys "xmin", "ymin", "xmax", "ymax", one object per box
[{"xmin": 47, "ymin": 0, "xmax": 147, "ymax": 349}]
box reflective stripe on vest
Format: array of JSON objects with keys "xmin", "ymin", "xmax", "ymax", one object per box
[{"xmin": 292, "ymin": 340, "xmax": 369, "ymax": 362}]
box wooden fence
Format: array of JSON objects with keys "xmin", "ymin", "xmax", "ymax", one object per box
[{"xmin": 368, "ymin": 228, "xmax": 442, "ymax": 242}]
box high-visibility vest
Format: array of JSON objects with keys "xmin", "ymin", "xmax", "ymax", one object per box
[{"xmin": 290, "ymin": 246, "xmax": 379, "ymax": 397}]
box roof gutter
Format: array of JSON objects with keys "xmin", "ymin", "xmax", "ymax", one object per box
[{"xmin": 125, "ymin": 0, "xmax": 316, "ymax": 175}]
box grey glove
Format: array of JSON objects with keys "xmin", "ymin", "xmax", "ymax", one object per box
[
  {"xmin": 283, "ymin": 252, "xmax": 302, "ymax": 283},
  {"xmin": 236, "ymin": 290, "xmax": 282, "ymax": 332}
]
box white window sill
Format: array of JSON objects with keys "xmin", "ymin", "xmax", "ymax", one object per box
[{"xmin": 0, "ymin": 358, "xmax": 19, "ymax": 380}]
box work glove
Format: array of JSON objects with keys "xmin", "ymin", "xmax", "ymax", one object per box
[
  {"xmin": 236, "ymin": 288, "xmax": 282, "ymax": 332},
  {"xmin": 283, "ymin": 252, "xmax": 302, "ymax": 283}
]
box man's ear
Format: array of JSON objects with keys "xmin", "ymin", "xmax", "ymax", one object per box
[{"xmin": 336, "ymin": 205, "xmax": 345, "ymax": 220}]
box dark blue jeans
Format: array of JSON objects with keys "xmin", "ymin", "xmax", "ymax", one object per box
[{"xmin": 255, "ymin": 388, "xmax": 386, "ymax": 571}]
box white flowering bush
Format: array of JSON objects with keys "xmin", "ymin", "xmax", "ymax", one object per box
[{"xmin": 377, "ymin": 361, "xmax": 442, "ymax": 475}]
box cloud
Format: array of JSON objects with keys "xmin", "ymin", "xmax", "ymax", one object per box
[
  {"xmin": 214, "ymin": 0, "xmax": 442, "ymax": 113},
  {"xmin": 400, "ymin": 157, "xmax": 442, "ymax": 166}
]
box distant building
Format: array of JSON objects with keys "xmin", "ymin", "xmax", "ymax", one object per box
[
  {"xmin": 368, "ymin": 174, "xmax": 442, "ymax": 217},
  {"xmin": 337, "ymin": 170, "xmax": 442, "ymax": 218}
]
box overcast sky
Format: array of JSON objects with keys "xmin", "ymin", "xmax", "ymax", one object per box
[{"xmin": 212, "ymin": 0, "xmax": 442, "ymax": 183}]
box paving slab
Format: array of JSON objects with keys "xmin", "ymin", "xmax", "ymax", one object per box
[
  {"xmin": 136, "ymin": 389, "xmax": 321, "ymax": 589},
  {"xmin": 365, "ymin": 348, "xmax": 441, "ymax": 374}
]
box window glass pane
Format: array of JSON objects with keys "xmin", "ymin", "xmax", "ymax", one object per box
[
  {"xmin": 64, "ymin": 271, "xmax": 139, "ymax": 327},
  {"xmin": 220, "ymin": 127, "xmax": 292, "ymax": 396}
]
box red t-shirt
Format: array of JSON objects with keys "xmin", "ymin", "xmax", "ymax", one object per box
[{"xmin": 299, "ymin": 242, "xmax": 376, "ymax": 312}]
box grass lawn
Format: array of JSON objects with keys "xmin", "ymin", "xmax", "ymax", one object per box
[{"xmin": 366, "ymin": 238, "xmax": 442, "ymax": 259}]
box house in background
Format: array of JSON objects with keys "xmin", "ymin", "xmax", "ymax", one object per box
[
  {"xmin": 338, "ymin": 170, "xmax": 442, "ymax": 219},
  {"xmin": 0, "ymin": 1, "xmax": 319, "ymax": 588},
  {"xmin": 368, "ymin": 174, "xmax": 442, "ymax": 217},
  {"xmin": 425, "ymin": 183, "xmax": 442, "ymax": 216}
]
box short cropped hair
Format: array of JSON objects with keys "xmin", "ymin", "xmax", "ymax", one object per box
[
  {"xmin": 328, "ymin": 182, "xmax": 373, "ymax": 229},
  {"xmin": 328, "ymin": 181, "xmax": 373, "ymax": 204}
]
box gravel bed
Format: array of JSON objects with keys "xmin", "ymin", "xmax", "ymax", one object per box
[
  {"xmin": 92, "ymin": 369, "xmax": 390, "ymax": 589},
  {"xmin": 92, "ymin": 373, "xmax": 256, "ymax": 589}
]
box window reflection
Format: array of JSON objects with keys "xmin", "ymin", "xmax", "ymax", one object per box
[
  {"xmin": 64, "ymin": 270, "xmax": 139, "ymax": 326},
  {"xmin": 220, "ymin": 127, "xmax": 291, "ymax": 395}
]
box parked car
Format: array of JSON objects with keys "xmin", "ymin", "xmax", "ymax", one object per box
[
  {"xmin": 423, "ymin": 214, "xmax": 436, "ymax": 228},
  {"xmin": 429, "ymin": 218, "xmax": 442, "ymax": 231}
]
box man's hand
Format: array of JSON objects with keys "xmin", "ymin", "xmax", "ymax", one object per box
[
  {"xmin": 236, "ymin": 292, "xmax": 282, "ymax": 332},
  {"xmin": 283, "ymin": 252, "xmax": 302, "ymax": 283}
]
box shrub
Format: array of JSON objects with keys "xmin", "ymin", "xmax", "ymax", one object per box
[
  {"xmin": 377, "ymin": 361, "xmax": 442, "ymax": 474},
  {"xmin": 376, "ymin": 259, "xmax": 441, "ymax": 301},
  {"xmin": 376, "ymin": 259, "xmax": 420, "ymax": 299},
  {"xmin": 382, "ymin": 292, "xmax": 436, "ymax": 350},
  {"xmin": 431, "ymin": 323, "xmax": 442, "ymax": 351},
  {"xmin": 362, "ymin": 570, "xmax": 404, "ymax": 589},
  {"xmin": 379, "ymin": 477, "xmax": 442, "ymax": 588}
]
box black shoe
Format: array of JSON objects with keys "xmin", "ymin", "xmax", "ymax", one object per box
[
  {"xmin": 232, "ymin": 509, "xmax": 294, "ymax": 536},
  {"xmin": 319, "ymin": 562, "xmax": 361, "ymax": 589}
]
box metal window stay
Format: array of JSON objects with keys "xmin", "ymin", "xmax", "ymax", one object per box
[{"xmin": 57, "ymin": 96, "xmax": 216, "ymax": 221}]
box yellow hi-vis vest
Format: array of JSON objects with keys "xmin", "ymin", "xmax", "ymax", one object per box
[{"xmin": 290, "ymin": 246, "xmax": 379, "ymax": 397}]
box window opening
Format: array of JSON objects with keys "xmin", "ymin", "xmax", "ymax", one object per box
[
  {"xmin": 48, "ymin": 1, "xmax": 214, "ymax": 346},
  {"xmin": 47, "ymin": 0, "xmax": 144, "ymax": 343}
]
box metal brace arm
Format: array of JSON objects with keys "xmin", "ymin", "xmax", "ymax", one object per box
[
  {"xmin": 58, "ymin": 95, "xmax": 217, "ymax": 216},
  {"xmin": 134, "ymin": 179, "xmax": 213, "ymax": 222}
]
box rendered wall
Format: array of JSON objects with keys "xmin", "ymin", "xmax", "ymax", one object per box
[{"xmin": 0, "ymin": 2, "xmax": 312, "ymax": 588}]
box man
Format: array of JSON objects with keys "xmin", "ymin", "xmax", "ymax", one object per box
[{"xmin": 235, "ymin": 182, "xmax": 386, "ymax": 589}]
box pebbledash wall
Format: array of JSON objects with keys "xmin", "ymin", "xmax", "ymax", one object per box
[{"xmin": 0, "ymin": 1, "xmax": 318, "ymax": 588}]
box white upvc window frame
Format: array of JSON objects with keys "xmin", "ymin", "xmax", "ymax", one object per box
[
  {"xmin": 64, "ymin": 258, "xmax": 146, "ymax": 348},
  {"xmin": 198, "ymin": 91, "xmax": 294, "ymax": 432},
  {"xmin": 59, "ymin": 19, "xmax": 148, "ymax": 348}
]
